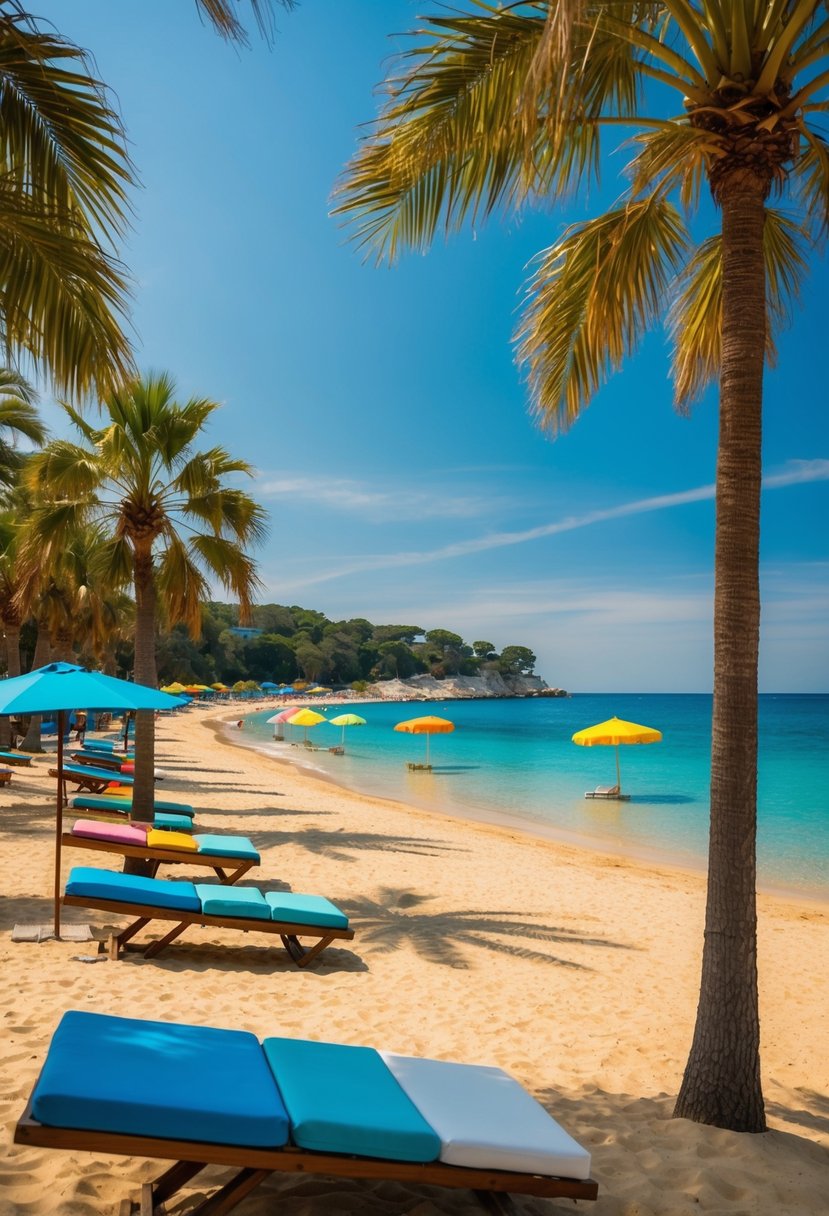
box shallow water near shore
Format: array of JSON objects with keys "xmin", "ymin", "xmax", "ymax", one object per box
[{"xmin": 241, "ymin": 693, "xmax": 829, "ymax": 900}]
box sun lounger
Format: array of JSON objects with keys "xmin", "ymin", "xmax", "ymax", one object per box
[
  {"xmin": 50, "ymin": 764, "xmax": 134, "ymax": 795},
  {"xmin": 63, "ymin": 820, "xmax": 260, "ymax": 883},
  {"xmin": 15, "ymin": 1010, "xmax": 597, "ymax": 1215},
  {"xmin": 70, "ymin": 794, "xmax": 195, "ymax": 833},
  {"xmin": 584, "ymin": 785, "xmax": 631, "ymax": 801},
  {"xmin": 69, "ymin": 751, "xmax": 164, "ymax": 778},
  {"xmin": 0, "ymin": 767, "xmax": 11, "ymax": 785},
  {"xmin": 0, "ymin": 749, "xmax": 32, "ymax": 766},
  {"xmin": 62, "ymin": 866, "xmax": 353, "ymax": 967}
]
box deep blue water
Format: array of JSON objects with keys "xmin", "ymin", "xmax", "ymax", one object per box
[{"xmin": 242, "ymin": 694, "xmax": 829, "ymax": 900}]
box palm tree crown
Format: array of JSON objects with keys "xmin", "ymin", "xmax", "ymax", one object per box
[{"xmin": 25, "ymin": 371, "xmax": 267, "ymax": 819}]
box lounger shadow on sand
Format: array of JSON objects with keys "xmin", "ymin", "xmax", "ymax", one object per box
[{"xmin": 15, "ymin": 1009, "xmax": 598, "ymax": 1215}]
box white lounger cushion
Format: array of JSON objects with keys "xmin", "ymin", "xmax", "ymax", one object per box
[{"xmin": 380, "ymin": 1053, "xmax": 591, "ymax": 1180}]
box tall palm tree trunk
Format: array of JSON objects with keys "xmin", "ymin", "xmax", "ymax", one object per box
[
  {"xmin": 130, "ymin": 544, "xmax": 158, "ymax": 825},
  {"xmin": 0, "ymin": 617, "xmax": 22, "ymax": 747},
  {"xmin": 19, "ymin": 623, "xmax": 51, "ymax": 752},
  {"xmin": 675, "ymin": 180, "xmax": 766, "ymax": 1132}
]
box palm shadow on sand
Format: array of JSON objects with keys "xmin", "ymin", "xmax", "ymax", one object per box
[
  {"xmin": 343, "ymin": 887, "xmax": 630, "ymax": 969},
  {"xmin": 246, "ymin": 827, "xmax": 462, "ymax": 863}
]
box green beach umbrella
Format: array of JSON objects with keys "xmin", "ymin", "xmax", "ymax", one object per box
[{"xmin": 328, "ymin": 712, "xmax": 366, "ymax": 749}]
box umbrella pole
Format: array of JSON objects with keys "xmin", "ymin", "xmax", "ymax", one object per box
[
  {"xmin": 54, "ymin": 710, "xmax": 65, "ymax": 939},
  {"xmin": 615, "ymin": 744, "xmax": 621, "ymax": 794},
  {"xmin": 426, "ymin": 734, "xmax": 430, "ymax": 767}
]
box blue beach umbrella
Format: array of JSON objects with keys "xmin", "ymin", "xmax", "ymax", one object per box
[
  {"xmin": 0, "ymin": 662, "xmax": 185, "ymax": 938},
  {"xmin": 260, "ymin": 682, "xmax": 280, "ymax": 691}
]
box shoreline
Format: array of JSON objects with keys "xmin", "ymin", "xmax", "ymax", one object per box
[{"xmin": 215, "ymin": 707, "xmax": 829, "ymax": 911}]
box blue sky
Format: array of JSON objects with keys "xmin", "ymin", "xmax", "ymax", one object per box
[{"xmin": 32, "ymin": 1, "xmax": 828, "ymax": 692}]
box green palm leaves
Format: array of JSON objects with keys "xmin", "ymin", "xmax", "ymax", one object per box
[
  {"xmin": 0, "ymin": 10, "xmax": 135, "ymax": 397},
  {"xmin": 25, "ymin": 373, "xmax": 267, "ymax": 634},
  {"xmin": 334, "ymin": 0, "xmax": 829, "ymax": 421}
]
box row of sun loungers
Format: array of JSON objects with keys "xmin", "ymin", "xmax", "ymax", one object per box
[
  {"xmin": 10, "ymin": 737, "xmax": 599, "ymax": 1210},
  {"xmin": 15, "ymin": 1009, "xmax": 597, "ymax": 1214}
]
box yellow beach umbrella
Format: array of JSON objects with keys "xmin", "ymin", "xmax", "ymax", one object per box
[
  {"xmin": 161, "ymin": 682, "xmax": 186, "ymax": 694},
  {"xmin": 286, "ymin": 706, "xmax": 326, "ymax": 742},
  {"xmin": 571, "ymin": 716, "xmax": 662, "ymax": 797},
  {"xmin": 394, "ymin": 715, "xmax": 455, "ymax": 767}
]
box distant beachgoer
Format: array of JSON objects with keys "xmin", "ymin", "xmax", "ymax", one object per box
[
  {"xmin": 74, "ymin": 712, "xmax": 87, "ymax": 744},
  {"xmin": 237, "ymin": 719, "xmax": 244, "ymax": 729}
]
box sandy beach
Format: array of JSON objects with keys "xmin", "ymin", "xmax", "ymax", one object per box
[{"xmin": 1, "ymin": 703, "xmax": 827, "ymax": 1216}]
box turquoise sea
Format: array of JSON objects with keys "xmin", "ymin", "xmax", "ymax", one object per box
[{"xmin": 241, "ymin": 694, "xmax": 829, "ymax": 901}]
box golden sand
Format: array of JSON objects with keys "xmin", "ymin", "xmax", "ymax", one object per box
[{"xmin": 1, "ymin": 703, "xmax": 827, "ymax": 1215}]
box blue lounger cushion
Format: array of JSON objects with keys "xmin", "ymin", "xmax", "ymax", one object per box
[
  {"xmin": 195, "ymin": 884, "xmax": 270, "ymax": 920},
  {"xmin": 380, "ymin": 1053, "xmax": 593, "ymax": 1179},
  {"xmin": 153, "ymin": 813, "xmax": 194, "ymax": 833},
  {"xmin": 262, "ymin": 1038, "xmax": 441, "ymax": 1162},
  {"xmin": 65, "ymin": 867, "xmax": 201, "ymax": 912},
  {"xmin": 63, "ymin": 764, "xmax": 134, "ymax": 785},
  {"xmin": 193, "ymin": 834, "xmax": 259, "ymax": 861},
  {"xmin": 265, "ymin": 892, "xmax": 348, "ymax": 929},
  {"xmin": 31, "ymin": 1011, "xmax": 290, "ymax": 1148},
  {"xmin": 71, "ymin": 795, "xmax": 195, "ymax": 818}
]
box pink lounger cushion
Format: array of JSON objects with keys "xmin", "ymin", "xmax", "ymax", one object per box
[{"xmin": 71, "ymin": 819, "xmax": 150, "ymax": 847}]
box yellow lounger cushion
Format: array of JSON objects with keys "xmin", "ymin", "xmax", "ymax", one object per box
[{"xmin": 146, "ymin": 829, "xmax": 198, "ymax": 852}]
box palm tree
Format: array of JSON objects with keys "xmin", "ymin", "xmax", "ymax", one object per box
[
  {"xmin": 193, "ymin": 0, "xmax": 295, "ymax": 43},
  {"xmin": 25, "ymin": 372, "xmax": 267, "ymax": 821},
  {"xmin": 334, "ymin": 1, "xmax": 829, "ymax": 1133},
  {"xmin": 0, "ymin": 7, "xmax": 135, "ymax": 397}
]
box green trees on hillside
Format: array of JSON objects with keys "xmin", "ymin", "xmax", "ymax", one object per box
[{"xmin": 133, "ymin": 603, "xmax": 539, "ymax": 688}]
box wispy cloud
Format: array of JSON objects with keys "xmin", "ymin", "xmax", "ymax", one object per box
[
  {"xmin": 266, "ymin": 459, "xmax": 829, "ymax": 594},
  {"xmin": 256, "ymin": 474, "xmax": 494, "ymax": 520}
]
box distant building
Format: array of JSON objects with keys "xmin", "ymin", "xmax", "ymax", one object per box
[{"xmin": 228, "ymin": 626, "xmax": 263, "ymax": 639}]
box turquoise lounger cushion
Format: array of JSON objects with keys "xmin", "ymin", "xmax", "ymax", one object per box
[
  {"xmin": 265, "ymin": 892, "xmax": 348, "ymax": 929},
  {"xmin": 193, "ymin": 834, "xmax": 260, "ymax": 861},
  {"xmin": 31, "ymin": 1010, "xmax": 290, "ymax": 1147},
  {"xmin": 65, "ymin": 867, "xmax": 201, "ymax": 912},
  {"xmin": 64, "ymin": 764, "xmax": 134, "ymax": 785},
  {"xmin": 71, "ymin": 795, "xmax": 195, "ymax": 817},
  {"xmin": 153, "ymin": 813, "xmax": 194, "ymax": 833},
  {"xmin": 262, "ymin": 1038, "xmax": 441, "ymax": 1162},
  {"xmin": 380, "ymin": 1053, "xmax": 593, "ymax": 1179},
  {"xmin": 195, "ymin": 884, "xmax": 270, "ymax": 920}
]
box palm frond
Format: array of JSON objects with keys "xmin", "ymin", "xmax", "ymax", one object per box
[
  {"xmin": 627, "ymin": 120, "xmax": 723, "ymax": 210},
  {"xmin": 25, "ymin": 440, "xmax": 103, "ymax": 499},
  {"xmin": 188, "ymin": 532, "xmax": 263, "ymax": 621},
  {"xmin": 154, "ymin": 533, "xmax": 210, "ymax": 637},
  {"xmin": 670, "ymin": 208, "xmax": 810, "ymax": 408},
  {"xmin": 792, "ymin": 127, "xmax": 829, "ymax": 232},
  {"xmin": 516, "ymin": 195, "xmax": 689, "ymax": 432},
  {"xmin": 181, "ymin": 486, "xmax": 269, "ymax": 545},
  {"xmin": 194, "ymin": 0, "xmax": 293, "ymax": 46}
]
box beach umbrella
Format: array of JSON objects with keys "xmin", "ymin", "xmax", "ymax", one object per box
[
  {"xmin": 160, "ymin": 682, "xmax": 186, "ymax": 694},
  {"xmin": 286, "ymin": 707, "xmax": 326, "ymax": 743},
  {"xmin": 328, "ymin": 712, "xmax": 366, "ymax": 749},
  {"xmin": 278, "ymin": 685, "xmax": 295, "ymax": 696},
  {"xmin": 0, "ymin": 662, "xmax": 185, "ymax": 938},
  {"xmin": 571, "ymin": 716, "xmax": 662, "ymax": 797},
  {"xmin": 394, "ymin": 715, "xmax": 455, "ymax": 767}
]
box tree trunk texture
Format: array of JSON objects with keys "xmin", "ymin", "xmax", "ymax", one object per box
[
  {"xmin": 19, "ymin": 624, "xmax": 51, "ymax": 752},
  {"xmin": 674, "ymin": 182, "xmax": 766, "ymax": 1132},
  {"xmin": 0, "ymin": 619, "xmax": 21, "ymax": 748},
  {"xmin": 129, "ymin": 545, "xmax": 158, "ymax": 828}
]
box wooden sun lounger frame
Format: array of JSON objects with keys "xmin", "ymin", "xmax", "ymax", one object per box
[
  {"xmin": 15, "ymin": 1103, "xmax": 599, "ymax": 1216},
  {"xmin": 62, "ymin": 891, "xmax": 355, "ymax": 968},
  {"xmin": 50, "ymin": 768, "xmax": 122, "ymax": 800},
  {"xmin": 0, "ymin": 769, "xmax": 11, "ymax": 785},
  {"xmin": 0, "ymin": 751, "xmax": 32, "ymax": 766},
  {"xmin": 61, "ymin": 832, "xmax": 257, "ymax": 885}
]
